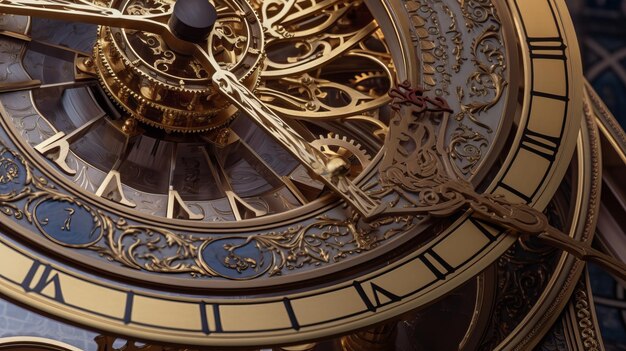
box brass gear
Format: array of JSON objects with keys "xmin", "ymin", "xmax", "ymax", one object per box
[
  {"xmin": 311, "ymin": 133, "xmax": 372, "ymax": 177},
  {"xmin": 93, "ymin": 0, "xmax": 264, "ymax": 133}
]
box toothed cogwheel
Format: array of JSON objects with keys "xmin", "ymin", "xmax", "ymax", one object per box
[
  {"xmin": 311, "ymin": 133, "xmax": 372, "ymax": 177},
  {"xmin": 94, "ymin": 0, "xmax": 264, "ymax": 133}
]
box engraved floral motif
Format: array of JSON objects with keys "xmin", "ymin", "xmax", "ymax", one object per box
[
  {"xmin": 404, "ymin": 0, "xmax": 450, "ymax": 93},
  {"xmin": 368, "ymin": 82, "xmax": 553, "ymax": 235},
  {"xmin": 458, "ymin": 0, "xmax": 499, "ymax": 29},
  {"xmin": 0, "ymin": 138, "xmax": 416, "ymax": 279},
  {"xmin": 444, "ymin": 4, "xmax": 466, "ymax": 74},
  {"xmin": 0, "ymin": 156, "xmax": 19, "ymax": 184},
  {"xmin": 455, "ymin": 25, "xmax": 507, "ymax": 133},
  {"xmin": 93, "ymin": 217, "xmax": 209, "ymax": 277},
  {"xmin": 200, "ymin": 212, "xmax": 415, "ymax": 278},
  {"xmin": 0, "ymin": 146, "xmax": 105, "ymax": 247},
  {"xmin": 403, "ymin": 0, "xmax": 508, "ymax": 177},
  {"xmin": 453, "ymin": 3, "xmax": 507, "ymax": 170},
  {"xmin": 449, "ymin": 122, "xmax": 488, "ymax": 176},
  {"xmin": 90, "ymin": 207, "xmax": 415, "ymax": 279}
]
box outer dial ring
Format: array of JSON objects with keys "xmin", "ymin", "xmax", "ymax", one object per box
[{"xmin": 0, "ymin": 0, "xmax": 582, "ymax": 347}]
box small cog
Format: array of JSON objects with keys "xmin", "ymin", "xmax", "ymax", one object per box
[{"xmin": 311, "ymin": 133, "xmax": 372, "ymax": 177}]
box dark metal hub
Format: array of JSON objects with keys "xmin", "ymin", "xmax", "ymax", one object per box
[{"xmin": 168, "ymin": 0, "xmax": 218, "ymax": 43}]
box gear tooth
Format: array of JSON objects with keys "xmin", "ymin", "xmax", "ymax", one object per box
[{"xmin": 310, "ymin": 133, "xmax": 372, "ymax": 171}]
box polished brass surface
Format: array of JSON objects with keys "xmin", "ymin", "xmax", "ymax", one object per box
[
  {"xmin": 340, "ymin": 324, "xmax": 396, "ymax": 351},
  {"xmin": 0, "ymin": 0, "xmax": 413, "ymax": 283},
  {"xmin": 1, "ymin": 0, "xmax": 400, "ymax": 226},
  {"xmin": 94, "ymin": 0, "xmax": 264, "ymax": 132},
  {"xmin": 0, "ymin": 0, "xmax": 611, "ymax": 348},
  {"xmin": 364, "ymin": 82, "xmax": 626, "ymax": 280},
  {"xmin": 279, "ymin": 344, "xmax": 317, "ymax": 351}
]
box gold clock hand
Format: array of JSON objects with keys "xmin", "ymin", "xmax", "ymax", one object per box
[
  {"xmin": 188, "ymin": 44, "xmax": 381, "ymax": 217},
  {"xmin": 375, "ymin": 81, "xmax": 626, "ymax": 281},
  {"xmin": 206, "ymin": 62, "xmax": 626, "ymax": 284},
  {"xmin": 0, "ymin": 0, "xmax": 379, "ymax": 216},
  {"xmin": 0, "ymin": 0, "xmax": 169, "ymax": 32},
  {"xmin": 39, "ymin": 0, "xmax": 378, "ymax": 216},
  {"xmin": 0, "ymin": 0, "xmax": 203, "ymax": 53}
]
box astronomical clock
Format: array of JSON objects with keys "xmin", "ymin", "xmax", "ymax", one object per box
[{"xmin": 0, "ymin": 0, "xmax": 621, "ymax": 350}]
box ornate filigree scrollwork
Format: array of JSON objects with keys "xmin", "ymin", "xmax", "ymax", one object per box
[
  {"xmin": 367, "ymin": 82, "xmax": 545, "ymax": 232},
  {"xmin": 199, "ymin": 211, "xmax": 414, "ymax": 279},
  {"xmin": 366, "ymin": 82, "xmax": 626, "ymax": 282},
  {"xmin": 458, "ymin": 0, "xmax": 499, "ymax": 29},
  {"xmin": 255, "ymin": 0, "xmax": 394, "ymax": 133},
  {"xmin": 93, "ymin": 218, "xmax": 208, "ymax": 277},
  {"xmin": 449, "ymin": 122, "xmax": 488, "ymax": 176},
  {"xmin": 0, "ymin": 79, "xmax": 622, "ymax": 281},
  {"xmin": 0, "ymin": 138, "xmax": 412, "ymax": 280},
  {"xmin": 455, "ymin": 25, "xmax": 507, "ymax": 133},
  {"xmin": 404, "ymin": 0, "xmax": 507, "ymax": 176},
  {"xmin": 0, "ymin": 146, "xmax": 105, "ymax": 247}
]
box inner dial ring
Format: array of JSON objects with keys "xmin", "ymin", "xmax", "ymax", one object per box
[
  {"xmin": 96, "ymin": 0, "xmax": 264, "ymax": 132},
  {"xmin": 20, "ymin": 0, "xmax": 402, "ymax": 229}
]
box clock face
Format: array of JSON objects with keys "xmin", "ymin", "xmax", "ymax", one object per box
[{"xmin": 0, "ymin": 0, "xmax": 582, "ymax": 347}]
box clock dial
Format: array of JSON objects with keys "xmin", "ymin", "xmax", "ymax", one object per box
[
  {"xmin": 3, "ymin": 0, "xmax": 397, "ymax": 222},
  {"xmin": 0, "ymin": 0, "xmax": 583, "ymax": 347}
]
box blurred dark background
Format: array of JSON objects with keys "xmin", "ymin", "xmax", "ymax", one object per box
[
  {"xmin": 567, "ymin": 1, "xmax": 626, "ymax": 349},
  {"xmin": 569, "ymin": 0, "xmax": 626, "ymax": 126}
]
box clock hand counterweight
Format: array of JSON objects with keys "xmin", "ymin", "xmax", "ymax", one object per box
[
  {"xmin": 0, "ymin": 0, "xmax": 217, "ymax": 53},
  {"xmin": 0, "ymin": 0, "xmax": 170, "ymax": 32}
]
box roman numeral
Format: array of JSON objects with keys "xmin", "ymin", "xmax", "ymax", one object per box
[
  {"xmin": 532, "ymin": 90, "xmax": 568, "ymax": 102},
  {"xmin": 95, "ymin": 170, "xmax": 136, "ymax": 207},
  {"xmin": 353, "ymin": 281, "xmax": 401, "ymax": 312},
  {"xmin": 124, "ymin": 291, "xmax": 134, "ymax": 324},
  {"xmin": 225, "ymin": 190, "xmax": 267, "ymax": 220},
  {"xmin": 283, "ymin": 297, "xmax": 300, "ymax": 330},
  {"xmin": 497, "ymin": 182, "xmax": 532, "ymax": 203},
  {"xmin": 21, "ymin": 260, "xmax": 64, "ymax": 303},
  {"xmin": 213, "ymin": 304, "xmax": 223, "ymax": 333},
  {"xmin": 419, "ymin": 250, "xmax": 455, "ymax": 280},
  {"xmin": 520, "ymin": 129, "xmax": 560, "ymax": 162},
  {"xmin": 34, "ymin": 115, "xmax": 104, "ymax": 175},
  {"xmin": 469, "ymin": 217, "xmax": 498, "ymax": 241},
  {"xmin": 528, "ymin": 37, "xmax": 567, "ymax": 60},
  {"xmin": 167, "ymin": 188, "xmax": 203, "ymax": 220},
  {"xmin": 200, "ymin": 302, "xmax": 210, "ymax": 335},
  {"xmin": 35, "ymin": 132, "xmax": 75, "ymax": 175}
]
